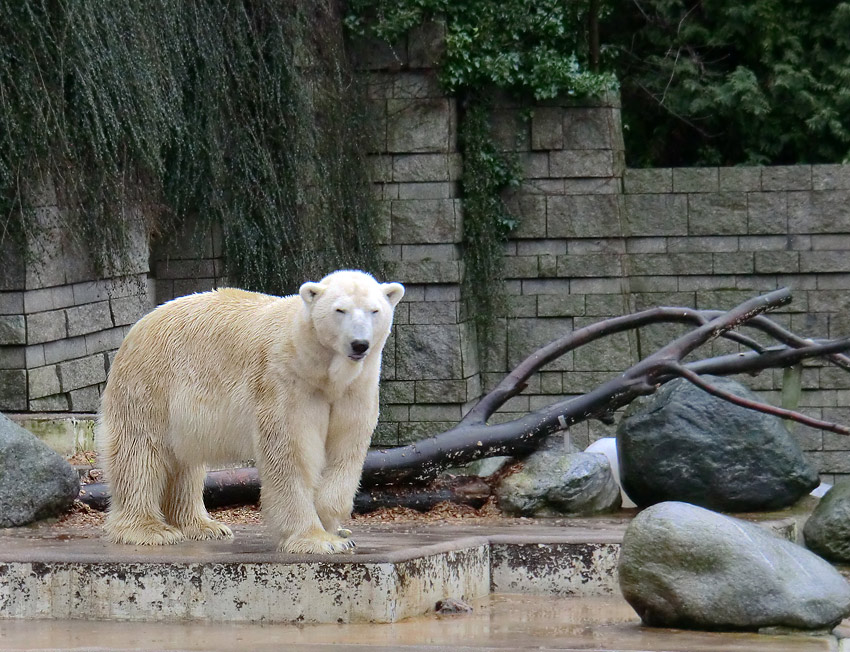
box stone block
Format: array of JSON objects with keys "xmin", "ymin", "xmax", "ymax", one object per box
[
  {"xmin": 26, "ymin": 310, "xmax": 66, "ymax": 345},
  {"xmin": 396, "ymin": 324, "xmax": 462, "ymax": 380},
  {"xmin": 28, "ymin": 365, "xmax": 60, "ymax": 399},
  {"xmin": 585, "ymin": 294, "xmax": 628, "ymax": 316},
  {"xmin": 672, "ymin": 168, "xmax": 718, "ymax": 193},
  {"xmin": 530, "ymin": 107, "xmax": 563, "ymax": 150},
  {"xmin": 519, "ymin": 152, "xmax": 549, "ymax": 179},
  {"xmin": 789, "ymin": 191, "xmax": 850, "ymax": 233},
  {"xmin": 23, "ymin": 286, "xmax": 74, "ymax": 314},
  {"xmin": 85, "ymin": 327, "xmax": 126, "ymax": 356},
  {"xmin": 747, "ymin": 192, "xmax": 787, "ymax": 234},
  {"xmin": 624, "ymin": 168, "xmax": 672, "ymax": 194},
  {"xmin": 628, "ymin": 276, "xmax": 679, "ymax": 292},
  {"xmin": 415, "ymin": 379, "xmax": 468, "ymax": 404},
  {"xmin": 504, "ymin": 256, "xmax": 539, "ymax": 279},
  {"xmin": 392, "ymin": 72, "xmax": 442, "ymax": 99},
  {"xmin": 628, "ymin": 253, "xmax": 713, "ymax": 276},
  {"xmin": 813, "ymin": 164, "xmax": 850, "ymax": 190},
  {"xmin": 0, "ymin": 291, "xmax": 24, "ymax": 316},
  {"xmin": 537, "ymin": 295, "xmax": 585, "ymax": 317},
  {"xmin": 0, "ymin": 316, "xmax": 25, "ymax": 346},
  {"xmin": 407, "ymin": 20, "xmax": 446, "ymax": 68},
  {"xmin": 394, "ymin": 260, "xmax": 460, "ymax": 284},
  {"xmin": 28, "ymin": 394, "xmax": 70, "ymax": 411},
  {"xmin": 561, "ymin": 108, "xmax": 614, "ymax": 150},
  {"xmin": 521, "ymin": 278, "xmax": 570, "ymax": 295},
  {"xmin": 625, "ymin": 237, "xmax": 666, "ymax": 254},
  {"xmin": 556, "ymin": 254, "xmax": 622, "ymax": 278},
  {"xmin": 154, "ymin": 258, "xmax": 215, "ymax": 280},
  {"xmin": 507, "ymin": 318, "xmax": 573, "ymax": 370},
  {"xmin": 762, "ymin": 165, "xmax": 812, "ymax": 191},
  {"xmin": 401, "ymin": 244, "xmax": 459, "ymax": 261},
  {"xmin": 567, "ymin": 238, "xmax": 625, "ymax": 254},
  {"xmin": 424, "ymin": 285, "xmax": 460, "ymax": 302},
  {"xmin": 504, "ymin": 193, "xmax": 546, "ymax": 239},
  {"xmin": 386, "ymin": 98, "xmax": 453, "ymax": 153},
  {"xmin": 371, "ymin": 421, "xmax": 398, "ymax": 447},
  {"xmin": 712, "ymin": 252, "xmax": 754, "ymax": 274},
  {"xmin": 801, "ymin": 251, "xmax": 850, "ymax": 273},
  {"xmin": 490, "ymin": 108, "xmax": 530, "ymax": 152},
  {"xmin": 688, "ymin": 192, "xmax": 747, "ymax": 235},
  {"xmin": 380, "ymin": 380, "xmax": 416, "ymax": 404},
  {"xmin": 66, "ymin": 301, "xmax": 113, "ymax": 337},
  {"xmin": 755, "ymin": 251, "xmax": 799, "ymax": 274},
  {"xmin": 564, "ymin": 178, "xmax": 621, "ymax": 195},
  {"xmin": 397, "ymin": 182, "xmax": 455, "ymax": 199},
  {"xmin": 350, "ymin": 35, "xmax": 406, "ymax": 70},
  {"xmin": 391, "ymin": 199, "xmax": 460, "ymax": 244},
  {"xmin": 398, "ymin": 421, "xmax": 457, "ymax": 444},
  {"xmin": 547, "ymin": 195, "xmax": 621, "ymax": 238},
  {"xmin": 0, "ymin": 370, "xmax": 26, "ymax": 410},
  {"xmin": 43, "ymin": 336, "xmax": 87, "ymax": 366},
  {"xmin": 624, "ymin": 194, "xmax": 688, "ymax": 236},
  {"xmin": 549, "ymin": 150, "xmax": 614, "ymax": 178},
  {"xmin": 380, "ymin": 404, "xmax": 409, "ymax": 422},
  {"xmin": 111, "ymin": 293, "xmax": 153, "ymax": 326},
  {"xmin": 392, "ymin": 153, "xmax": 460, "ymax": 182},
  {"xmin": 570, "ymin": 277, "xmax": 625, "ymax": 294},
  {"xmin": 516, "ymin": 240, "xmax": 566, "ymax": 256},
  {"xmin": 408, "ymin": 302, "xmax": 458, "ymax": 324},
  {"xmin": 666, "ymin": 236, "xmax": 738, "ymax": 253},
  {"xmin": 719, "ymin": 167, "xmax": 761, "ymax": 191},
  {"xmin": 633, "ymin": 292, "xmax": 696, "ymax": 311},
  {"xmin": 69, "ymin": 386, "xmax": 101, "ymax": 412},
  {"xmin": 812, "ymin": 235, "xmax": 850, "ymax": 251},
  {"xmin": 0, "ymin": 346, "xmax": 24, "ymax": 370},
  {"xmin": 57, "ymin": 354, "xmax": 106, "ymax": 392},
  {"xmin": 506, "ymin": 295, "xmax": 537, "ymax": 317}
]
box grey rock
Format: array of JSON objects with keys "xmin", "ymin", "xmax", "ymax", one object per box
[
  {"xmin": 617, "ymin": 376, "xmax": 819, "ymax": 511},
  {"xmin": 619, "ymin": 501, "xmax": 850, "ymax": 631},
  {"xmin": 804, "ymin": 479, "xmax": 850, "ymax": 562},
  {"xmin": 446, "ymin": 456, "xmax": 511, "ymax": 478},
  {"xmin": 496, "ymin": 444, "xmax": 621, "ymax": 517},
  {"xmin": 0, "ymin": 413, "xmax": 79, "ymax": 526}
]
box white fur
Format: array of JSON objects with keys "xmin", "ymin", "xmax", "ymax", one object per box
[{"xmin": 97, "ymin": 270, "xmax": 403, "ymax": 553}]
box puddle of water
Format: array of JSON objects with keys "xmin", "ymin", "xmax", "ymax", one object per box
[{"xmin": 0, "ymin": 594, "xmax": 836, "ymax": 651}]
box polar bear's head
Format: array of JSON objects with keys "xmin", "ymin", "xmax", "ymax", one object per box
[{"xmin": 299, "ymin": 270, "xmax": 404, "ymax": 362}]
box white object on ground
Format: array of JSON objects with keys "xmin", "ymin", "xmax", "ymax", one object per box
[{"xmin": 585, "ymin": 437, "xmax": 637, "ymax": 508}]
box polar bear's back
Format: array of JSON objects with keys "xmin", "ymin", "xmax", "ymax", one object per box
[{"xmin": 100, "ymin": 288, "xmax": 298, "ymax": 464}]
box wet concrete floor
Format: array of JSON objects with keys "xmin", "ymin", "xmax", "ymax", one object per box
[{"xmin": 0, "ymin": 594, "xmax": 839, "ymax": 651}]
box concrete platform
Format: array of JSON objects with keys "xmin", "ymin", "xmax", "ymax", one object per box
[{"xmin": 0, "ymin": 514, "xmax": 804, "ymax": 626}]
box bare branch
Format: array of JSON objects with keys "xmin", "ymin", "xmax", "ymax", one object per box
[{"xmin": 670, "ymin": 365, "xmax": 850, "ymax": 435}]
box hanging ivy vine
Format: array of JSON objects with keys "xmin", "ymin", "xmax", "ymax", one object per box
[
  {"xmin": 346, "ymin": 0, "xmax": 617, "ymax": 335},
  {"xmin": 0, "ymin": 0, "xmax": 384, "ymax": 294}
]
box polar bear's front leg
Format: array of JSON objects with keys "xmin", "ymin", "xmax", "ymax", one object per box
[
  {"xmin": 256, "ymin": 400, "xmax": 355, "ymax": 555},
  {"xmin": 315, "ymin": 394, "xmax": 378, "ymax": 539}
]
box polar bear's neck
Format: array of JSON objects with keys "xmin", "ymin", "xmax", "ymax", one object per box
[{"xmin": 287, "ymin": 309, "xmax": 373, "ymax": 401}]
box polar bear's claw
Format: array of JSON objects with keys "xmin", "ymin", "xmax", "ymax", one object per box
[
  {"xmin": 181, "ymin": 519, "xmax": 234, "ymax": 541},
  {"xmin": 104, "ymin": 519, "xmax": 185, "ymax": 546},
  {"xmin": 283, "ymin": 528, "xmax": 357, "ymax": 554}
]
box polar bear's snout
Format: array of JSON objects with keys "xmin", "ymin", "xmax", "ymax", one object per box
[{"xmin": 349, "ymin": 339, "xmax": 370, "ymax": 360}]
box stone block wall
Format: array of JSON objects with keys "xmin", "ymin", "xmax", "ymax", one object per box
[{"xmin": 0, "ymin": 196, "xmax": 154, "ymax": 413}]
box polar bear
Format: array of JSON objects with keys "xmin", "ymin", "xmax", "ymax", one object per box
[{"xmin": 97, "ymin": 270, "xmax": 404, "ymax": 553}]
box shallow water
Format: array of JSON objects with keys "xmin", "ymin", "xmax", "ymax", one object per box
[{"xmin": 0, "ymin": 594, "xmax": 836, "ymax": 651}]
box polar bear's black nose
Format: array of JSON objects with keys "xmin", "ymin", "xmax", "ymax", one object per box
[{"xmin": 351, "ymin": 340, "xmax": 370, "ymax": 355}]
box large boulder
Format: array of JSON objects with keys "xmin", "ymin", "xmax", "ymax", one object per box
[
  {"xmin": 496, "ymin": 443, "xmax": 621, "ymax": 516},
  {"xmin": 0, "ymin": 413, "xmax": 79, "ymax": 527},
  {"xmin": 616, "ymin": 376, "xmax": 818, "ymax": 511},
  {"xmin": 619, "ymin": 501, "xmax": 850, "ymax": 631},
  {"xmin": 804, "ymin": 479, "xmax": 850, "ymax": 562}
]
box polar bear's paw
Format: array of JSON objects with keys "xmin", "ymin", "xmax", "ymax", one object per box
[
  {"xmin": 282, "ymin": 528, "xmax": 356, "ymax": 554},
  {"xmin": 105, "ymin": 518, "xmax": 185, "ymax": 546},
  {"xmin": 181, "ymin": 518, "xmax": 234, "ymax": 541}
]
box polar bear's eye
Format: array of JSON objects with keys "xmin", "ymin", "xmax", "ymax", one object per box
[
  {"xmin": 371, "ymin": 309, "xmax": 379, "ymax": 314},
  {"xmin": 336, "ymin": 308, "xmax": 346, "ymax": 314}
]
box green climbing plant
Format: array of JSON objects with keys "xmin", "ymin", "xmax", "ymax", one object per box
[
  {"xmin": 346, "ymin": 0, "xmax": 617, "ymax": 333},
  {"xmin": 0, "ymin": 0, "xmax": 384, "ymax": 294}
]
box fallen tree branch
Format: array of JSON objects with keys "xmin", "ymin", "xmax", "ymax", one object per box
[{"xmin": 76, "ymin": 288, "xmax": 850, "ymax": 505}]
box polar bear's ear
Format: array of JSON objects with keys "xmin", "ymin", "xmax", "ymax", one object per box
[
  {"xmin": 382, "ymin": 282, "xmax": 405, "ymax": 307},
  {"xmin": 299, "ymin": 281, "xmax": 325, "ymax": 307}
]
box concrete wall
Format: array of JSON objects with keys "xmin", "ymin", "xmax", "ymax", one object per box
[{"xmin": 0, "ymin": 34, "xmax": 848, "ymax": 480}]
